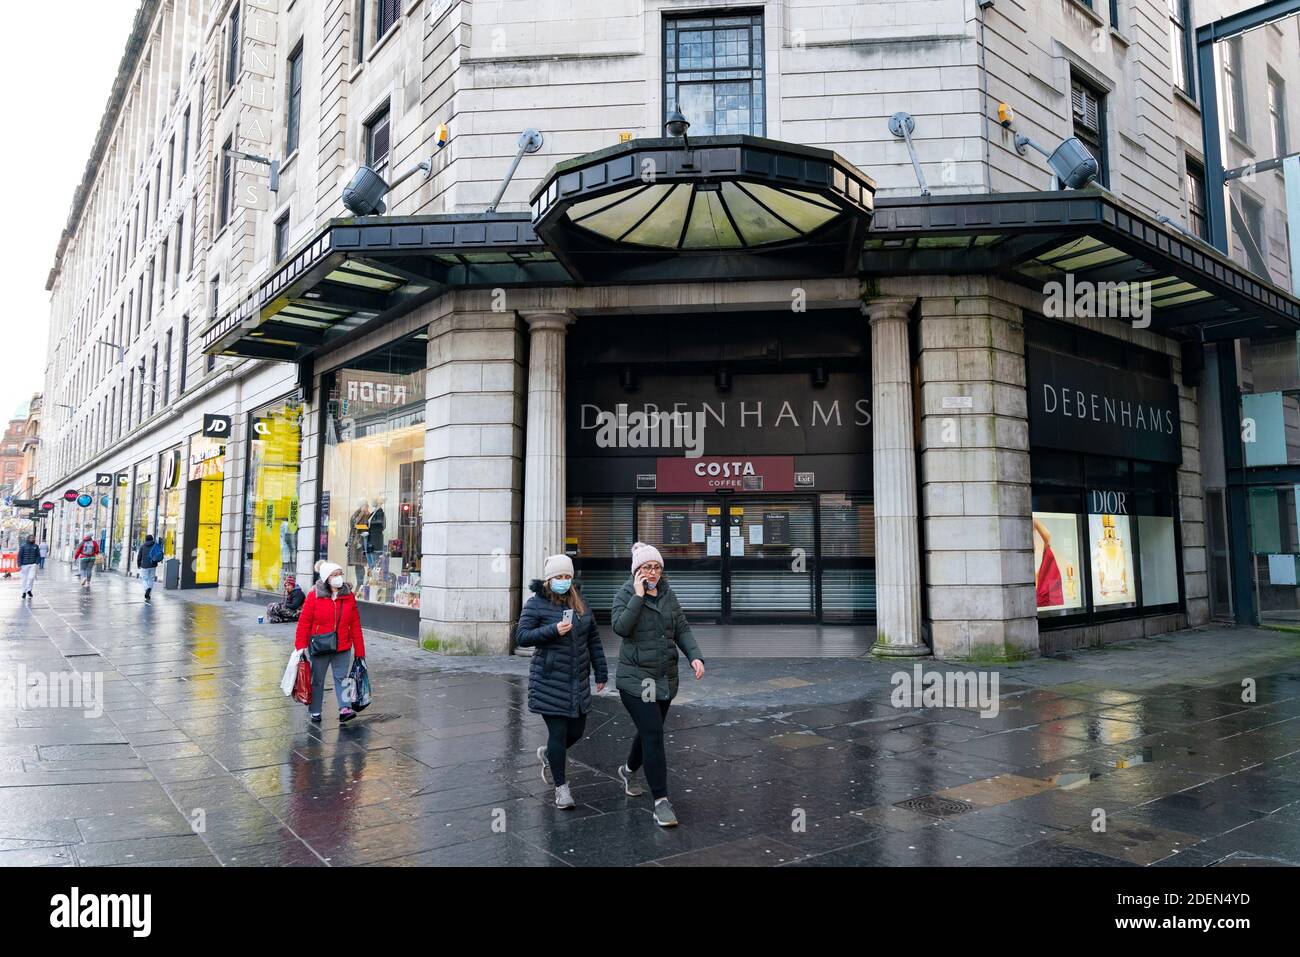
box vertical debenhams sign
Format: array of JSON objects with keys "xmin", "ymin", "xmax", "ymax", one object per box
[
  {"xmin": 234, "ymin": 0, "xmax": 278, "ymax": 212},
  {"xmin": 1026, "ymin": 346, "xmax": 1181, "ymax": 464}
]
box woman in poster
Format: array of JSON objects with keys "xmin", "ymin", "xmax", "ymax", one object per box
[{"xmin": 1033, "ymin": 518, "xmax": 1063, "ymax": 608}]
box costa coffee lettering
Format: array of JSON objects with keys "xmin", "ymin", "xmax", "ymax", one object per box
[{"xmin": 694, "ymin": 460, "xmax": 757, "ymax": 479}]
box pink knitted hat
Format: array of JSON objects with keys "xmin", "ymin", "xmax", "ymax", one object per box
[{"xmin": 631, "ymin": 541, "xmax": 664, "ymax": 573}]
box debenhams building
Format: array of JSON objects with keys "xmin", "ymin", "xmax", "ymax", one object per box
[{"xmin": 205, "ymin": 135, "xmax": 1300, "ymax": 658}]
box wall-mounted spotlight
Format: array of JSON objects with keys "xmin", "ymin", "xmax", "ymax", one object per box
[
  {"xmin": 342, "ymin": 156, "xmax": 435, "ymax": 216},
  {"xmin": 812, "ymin": 362, "xmax": 829, "ymax": 388},
  {"xmin": 665, "ymin": 110, "xmax": 692, "ymax": 156},
  {"xmin": 619, "ymin": 364, "xmax": 638, "ymax": 392},
  {"xmin": 715, "ymin": 365, "xmax": 732, "ymax": 393}
]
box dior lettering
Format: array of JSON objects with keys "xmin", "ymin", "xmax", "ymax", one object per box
[{"xmin": 1089, "ymin": 490, "xmax": 1128, "ymax": 515}]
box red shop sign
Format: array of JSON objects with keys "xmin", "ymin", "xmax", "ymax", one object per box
[{"xmin": 656, "ymin": 456, "xmax": 795, "ymax": 493}]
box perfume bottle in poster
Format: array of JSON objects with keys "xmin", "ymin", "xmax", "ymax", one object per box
[{"xmin": 1089, "ymin": 513, "xmax": 1135, "ymax": 606}]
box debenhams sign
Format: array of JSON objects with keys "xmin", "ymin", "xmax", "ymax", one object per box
[{"xmin": 1027, "ymin": 346, "xmax": 1181, "ymax": 464}]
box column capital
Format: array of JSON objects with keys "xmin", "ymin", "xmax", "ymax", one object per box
[
  {"xmin": 520, "ymin": 311, "xmax": 575, "ymax": 333},
  {"xmin": 862, "ymin": 297, "xmax": 917, "ymax": 325}
]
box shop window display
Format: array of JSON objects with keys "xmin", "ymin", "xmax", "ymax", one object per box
[
  {"xmin": 321, "ymin": 335, "xmax": 424, "ymax": 609},
  {"xmin": 158, "ymin": 447, "xmax": 182, "ymax": 559},
  {"xmin": 243, "ymin": 399, "xmax": 303, "ymax": 593}
]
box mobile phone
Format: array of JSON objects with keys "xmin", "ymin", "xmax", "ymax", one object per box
[{"xmin": 562, "ymin": 609, "xmax": 574, "ymax": 625}]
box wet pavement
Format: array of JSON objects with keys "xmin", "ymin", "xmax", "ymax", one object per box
[{"xmin": 2, "ymin": 564, "xmax": 1299, "ymax": 867}]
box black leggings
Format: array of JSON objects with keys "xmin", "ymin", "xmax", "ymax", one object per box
[
  {"xmin": 542, "ymin": 713, "xmax": 588, "ymax": 787},
  {"xmin": 620, "ymin": 691, "xmax": 671, "ymax": 799}
]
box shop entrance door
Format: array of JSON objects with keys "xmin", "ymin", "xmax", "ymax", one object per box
[{"xmin": 634, "ymin": 496, "xmax": 817, "ymax": 624}]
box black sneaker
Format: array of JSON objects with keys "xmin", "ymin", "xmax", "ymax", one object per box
[
  {"xmin": 145, "ymin": 589, "xmax": 152, "ymax": 601},
  {"xmin": 338, "ymin": 708, "xmax": 356, "ymax": 723},
  {"xmin": 310, "ymin": 712, "xmax": 322, "ymax": 724}
]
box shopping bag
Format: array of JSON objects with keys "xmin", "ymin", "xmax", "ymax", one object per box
[
  {"xmin": 280, "ymin": 649, "xmax": 303, "ymax": 696},
  {"xmin": 291, "ymin": 655, "xmax": 312, "ymax": 705},
  {"xmin": 349, "ymin": 658, "xmax": 372, "ymax": 711}
]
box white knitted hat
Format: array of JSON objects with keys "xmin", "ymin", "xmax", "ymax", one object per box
[
  {"xmin": 317, "ymin": 561, "xmax": 343, "ymax": 583},
  {"xmin": 631, "ymin": 541, "xmax": 664, "ymax": 573},
  {"xmin": 543, "ymin": 554, "xmax": 574, "ymax": 580}
]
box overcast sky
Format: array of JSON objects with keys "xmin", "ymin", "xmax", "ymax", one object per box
[{"xmin": 0, "ymin": 2, "xmax": 141, "ymax": 424}]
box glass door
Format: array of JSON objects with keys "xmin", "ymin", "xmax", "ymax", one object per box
[
  {"xmin": 636, "ymin": 497, "xmax": 723, "ymax": 623},
  {"xmin": 725, "ymin": 497, "xmax": 817, "ymax": 621}
]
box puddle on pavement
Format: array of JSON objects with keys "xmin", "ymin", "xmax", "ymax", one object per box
[{"xmin": 1051, "ymin": 744, "xmax": 1197, "ymax": 790}]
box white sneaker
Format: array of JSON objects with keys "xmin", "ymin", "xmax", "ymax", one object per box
[
  {"xmin": 537, "ymin": 745, "xmax": 553, "ymax": 785},
  {"xmin": 554, "ymin": 784, "xmax": 575, "ymax": 809}
]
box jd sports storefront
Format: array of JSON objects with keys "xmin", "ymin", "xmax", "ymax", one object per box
[{"xmin": 565, "ymin": 310, "xmax": 875, "ymax": 625}]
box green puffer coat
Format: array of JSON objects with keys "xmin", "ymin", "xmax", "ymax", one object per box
[{"xmin": 610, "ymin": 576, "xmax": 705, "ymax": 702}]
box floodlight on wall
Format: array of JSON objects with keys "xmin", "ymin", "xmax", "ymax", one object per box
[
  {"xmin": 341, "ymin": 157, "xmax": 435, "ymax": 217},
  {"xmin": 224, "ymin": 148, "xmax": 280, "ymax": 192},
  {"xmin": 1013, "ymin": 133, "xmax": 1098, "ymax": 189},
  {"xmin": 486, "ymin": 129, "xmax": 545, "ymax": 214},
  {"xmin": 888, "ymin": 112, "xmax": 930, "ymax": 197},
  {"xmin": 665, "ymin": 110, "xmax": 692, "ymax": 159}
]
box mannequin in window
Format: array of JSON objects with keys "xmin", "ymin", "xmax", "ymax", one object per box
[
  {"xmin": 348, "ymin": 499, "xmax": 370, "ymax": 589},
  {"xmin": 1033, "ymin": 517, "xmax": 1063, "ymax": 608},
  {"xmin": 367, "ymin": 497, "xmax": 386, "ymax": 570},
  {"xmin": 280, "ymin": 518, "xmax": 295, "ymax": 580}
]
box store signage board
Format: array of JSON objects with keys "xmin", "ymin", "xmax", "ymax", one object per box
[
  {"xmin": 656, "ymin": 456, "xmax": 796, "ymax": 493},
  {"xmin": 234, "ymin": 0, "xmax": 278, "ymax": 212},
  {"xmin": 942, "ymin": 395, "xmax": 974, "ymax": 410},
  {"xmin": 1026, "ymin": 347, "xmax": 1180, "ymax": 464},
  {"xmin": 202, "ymin": 414, "xmax": 232, "ymax": 438},
  {"xmin": 95, "ymin": 474, "xmax": 113, "ymax": 487}
]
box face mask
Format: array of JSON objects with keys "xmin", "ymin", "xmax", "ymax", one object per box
[
  {"xmin": 328, "ymin": 575, "xmax": 344, "ymax": 589},
  {"xmin": 550, "ymin": 579, "xmax": 572, "ymax": 595}
]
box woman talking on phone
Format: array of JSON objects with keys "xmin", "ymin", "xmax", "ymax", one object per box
[
  {"xmin": 611, "ymin": 542, "xmax": 705, "ymax": 827},
  {"xmin": 515, "ymin": 554, "xmax": 607, "ymax": 810}
]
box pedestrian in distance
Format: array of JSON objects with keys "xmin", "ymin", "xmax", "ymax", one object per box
[
  {"xmin": 37, "ymin": 540, "xmax": 48, "ymax": 570},
  {"xmin": 294, "ymin": 560, "xmax": 367, "ymax": 725},
  {"xmin": 17, "ymin": 535, "xmax": 40, "ymax": 600},
  {"xmin": 75, "ymin": 534, "xmax": 99, "ymax": 589},
  {"xmin": 136, "ymin": 534, "xmax": 163, "ymax": 602},
  {"xmin": 515, "ymin": 554, "xmax": 608, "ymax": 810},
  {"xmin": 267, "ymin": 575, "xmax": 306, "ymax": 623},
  {"xmin": 611, "ymin": 541, "xmax": 705, "ymax": 827}
]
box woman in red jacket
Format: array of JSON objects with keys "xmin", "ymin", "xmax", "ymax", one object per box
[{"xmin": 295, "ymin": 560, "xmax": 367, "ymax": 724}]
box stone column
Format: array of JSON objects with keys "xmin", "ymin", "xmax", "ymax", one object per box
[
  {"xmin": 866, "ymin": 296, "xmax": 928, "ymax": 657},
  {"xmin": 520, "ymin": 312, "xmax": 573, "ymax": 611},
  {"xmin": 916, "ymin": 293, "xmax": 1037, "ymax": 661},
  {"xmin": 422, "ymin": 307, "xmax": 526, "ymax": 654}
]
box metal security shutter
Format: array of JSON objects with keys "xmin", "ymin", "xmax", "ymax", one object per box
[
  {"xmin": 730, "ymin": 571, "xmax": 813, "ymax": 614},
  {"xmin": 822, "ymin": 568, "xmax": 876, "ymax": 616},
  {"xmin": 661, "ymin": 570, "xmax": 722, "ymax": 615}
]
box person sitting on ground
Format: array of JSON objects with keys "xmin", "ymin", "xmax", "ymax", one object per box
[{"xmin": 267, "ymin": 575, "xmax": 306, "ymax": 623}]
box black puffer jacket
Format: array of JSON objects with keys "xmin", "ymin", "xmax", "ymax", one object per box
[{"xmin": 516, "ymin": 580, "xmax": 608, "ymax": 718}]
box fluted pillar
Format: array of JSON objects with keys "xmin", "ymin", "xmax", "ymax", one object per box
[
  {"xmin": 520, "ymin": 312, "xmax": 573, "ymax": 612},
  {"xmin": 866, "ymin": 297, "xmax": 928, "ymax": 656}
]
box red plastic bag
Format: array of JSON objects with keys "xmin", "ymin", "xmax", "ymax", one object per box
[{"xmin": 292, "ymin": 655, "xmax": 312, "ymax": 705}]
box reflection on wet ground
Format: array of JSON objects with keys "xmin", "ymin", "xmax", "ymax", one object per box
[{"xmin": 2, "ymin": 566, "xmax": 1299, "ymax": 866}]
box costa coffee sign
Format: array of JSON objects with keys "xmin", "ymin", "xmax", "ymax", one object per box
[{"xmin": 657, "ymin": 456, "xmax": 795, "ymax": 493}]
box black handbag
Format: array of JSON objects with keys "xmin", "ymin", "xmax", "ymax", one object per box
[{"xmin": 308, "ymin": 601, "xmax": 342, "ymax": 655}]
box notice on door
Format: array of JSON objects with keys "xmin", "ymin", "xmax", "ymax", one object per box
[
  {"xmin": 763, "ymin": 512, "xmax": 791, "ymax": 545},
  {"xmin": 662, "ymin": 512, "xmax": 690, "ymax": 545}
]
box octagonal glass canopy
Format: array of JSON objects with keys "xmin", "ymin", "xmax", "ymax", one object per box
[{"xmin": 531, "ymin": 135, "xmax": 876, "ymax": 282}]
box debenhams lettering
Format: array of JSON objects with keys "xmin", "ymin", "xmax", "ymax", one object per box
[{"xmin": 1038, "ymin": 383, "xmax": 1175, "ymax": 435}]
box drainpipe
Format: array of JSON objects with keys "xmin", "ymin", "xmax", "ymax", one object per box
[{"xmin": 976, "ymin": 0, "xmax": 992, "ymax": 194}]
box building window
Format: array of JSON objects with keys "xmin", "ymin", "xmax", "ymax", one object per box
[
  {"xmin": 243, "ymin": 398, "xmax": 304, "ymax": 593},
  {"xmin": 207, "ymin": 277, "xmax": 219, "ymax": 374},
  {"xmin": 1185, "ymin": 156, "xmax": 1207, "ymax": 240},
  {"xmin": 274, "ymin": 210, "xmax": 291, "ymax": 262},
  {"xmin": 226, "ymin": 4, "xmax": 241, "ymax": 91},
  {"xmin": 365, "ymin": 104, "xmax": 391, "ymax": 174},
  {"xmin": 181, "ymin": 107, "xmax": 191, "ymax": 172},
  {"xmin": 353, "ymin": 0, "xmax": 366, "ymax": 62},
  {"xmin": 149, "ymin": 344, "xmax": 158, "ymax": 417},
  {"xmin": 166, "ymin": 136, "xmax": 175, "ymax": 198},
  {"xmin": 163, "ymin": 330, "xmax": 172, "ymax": 402},
  {"xmin": 377, "ymin": 0, "xmax": 400, "ymax": 38},
  {"xmin": 1240, "ymin": 194, "xmax": 1266, "ymax": 261},
  {"xmin": 178, "ymin": 315, "xmax": 189, "ymax": 395},
  {"xmin": 1223, "ymin": 36, "xmax": 1247, "ymax": 138},
  {"xmin": 173, "ymin": 221, "xmax": 183, "ymax": 286},
  {"xmin": 219, "ymin": 136, "xmax": 234, "ymax": 228},
  {"xmin": 1168, "ymin": 0, "xmax": 1193, "ymax": 96},
  {"xmin": 321, "ymin": 332, "xmax": 427, "ymax": 610},
  {"xmin": 1268, "ymin": 70, "xmax": 1288, "ymax": 159},
  {"xmin": 1071, "ymin": 75, "xmax": 1108, "ymax": 187},
  {"xmin": 664, "ymin": 12, "xmax": 765, "ymax": 136},
  {"xmin": 286, "ymin": 43, "xmax": 303, "ymax": 156}
]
